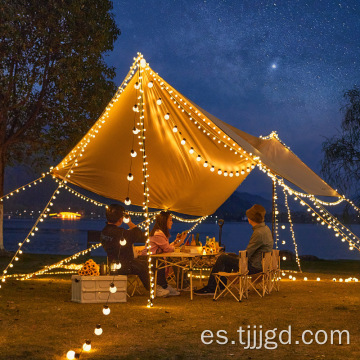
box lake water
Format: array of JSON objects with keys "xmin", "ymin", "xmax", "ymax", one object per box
[{"xmin": 3, "ymin": 218, "xmax": 360, "ymax": 261}]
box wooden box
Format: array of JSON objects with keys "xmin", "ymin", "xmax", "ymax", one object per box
[{"xmin": 71, "ymin": 275, "xmax": 127, "ymax": 303}]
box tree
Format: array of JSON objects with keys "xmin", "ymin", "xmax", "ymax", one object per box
[
  {"xmin": 321, "ymin": 86, "xmax": 360, "ymax": 218},
  {"xmin": 0, "ymin": 0, "xmax": 121, "ymax": 253}
]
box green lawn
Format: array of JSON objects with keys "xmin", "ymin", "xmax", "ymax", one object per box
[{"xmin": 0, "ymin": 255, "xmax": 359, "ymax": 360}]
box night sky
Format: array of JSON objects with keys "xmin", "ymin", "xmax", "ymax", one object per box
[{"xmin": 107, "ymin": 0, "xmax": 360, "ymax": 195}]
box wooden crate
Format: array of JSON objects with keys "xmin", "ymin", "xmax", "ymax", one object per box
[{"xmin": 71, "ymin": 275, "xmax": 127, "ymax": 303}]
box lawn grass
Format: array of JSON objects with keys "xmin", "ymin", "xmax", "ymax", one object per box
[{"xmin": 0, "ymin": 254, "xmax": 359, "ymax": 360}]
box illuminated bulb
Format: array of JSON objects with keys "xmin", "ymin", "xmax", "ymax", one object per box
[
  {"xmin": 224, "ymin": 171, "xmax": 228, "ymax": 177},
  {"xmin": 316, "ymin": 277, "xmax": 320, "ymax": 281},
  {"xmin": 217, "ymin": 169, "xmax": 222, "ymax": 175},
  {"xmin": 189, "ymin": 147, "xmax": 194, "ymax": 154},
  {"xmin": 94, "ymin": 324, "xmax": 103, "ymax": 335},
  {"xmin": 83, "ymin": 340, "xmax": 91, "ymax": 352},
  {"xmin": 132, "ymin": 104, "xmax": 139, "ymax": 112},
  {"xmin": 210, "ymin": 166, "xmax": 215, "ymax": 172},
  {"xmin": 246, "ymin": 167, "xmax": 250, "ymax": 173},
  {"xmin": 180, "ymin": 138, "xmax": 186, "ymax": 145},
  {"xmin": 147, "ymin": 81, "xmax": 153, "ymax": 88},
  {"xmin": 125, "ymin": 197, "xmax": 131, "ymax": 206},
  {"xmin": 115, "ymin": 262, "xmax": 122, "ymax": 270},
  {"xmin": 282, "ymin": 256, "xmax": 286, "ymax": 260},
  {"xmin": 281, "ymin": 225, "xmax": 286, "ymax": 229},
  {"xmin": 140, "ymin": 58, "xmax": 147, "ymax": 68},
  {"xmin": 349, "ymin": 246, "xmax": 354, "ymax": 250},
  {"xmin": 229, "ymin": 172, "xmax": 234, "ymax": 177},
  {"xmin": 127, "ymin": 173, "xmax": 134, "ymax": 181},
  {"xmin": 282, "ymin": 241, "xmax": 286, "ymax": 245},
  {"xmin": 339, "ymin": 278, "xmax": 343, "ymax": 282},
  {"xmin": 123, "ymin": 215, "xmax": 130, "ymax": 224},
  {"xmin": 289, "ymin": 275, "xmax": 293, "ymax": 279},
  {"xmin": 130, "ymin": 150, "xmax": 137, "ymax": 157},
  {"xmin": 196, "ymin": 155, "xmax": 201, "ymax": 161},
  {"xmin": 67, "ymin": 350, "xmax": 76, "ymax": 360},
  {"xmin": 103, "ymin": 305, "xmax": 110, "ymax": 315},
  {"xmin": 156, "ymin": 98, "xmax": 162, "ymax": 105},
  {"xmin": 134, "ymin": 81, "xmax": 140, "ymax": 89},
  {"xmin": 332, "ymin": 278, "xmax": 336, "ymax": 282},
  {"xmin": 203, "ymin": 161, "xmax": 208, "ymax": 167},
  {"xmin": 236, "ymin": 171, "xmax": 239, "ymax": 177},
  {"xmin": 172, "ymin": 126, "xmax": 178, "ymax": 132},
  {"xmin": 304, "ymin": 277, "xmax": 308, "ymax": 281},
  {"xmin": 132, "ymin": 127, "xmax": 140, "ymax": 134},
  {"xmin": 120, "ymin": 238, "xmax": 127, "ymax": 246},
  {"xmin": 241, "ymin": 170, "xmax": 245, "ymax": 175},
  {"xmin": 163, "ymin": 113, "xmax": 170, "ymax": 120},
  {"xmin": 109, "ymin": 283, "xmax": 117, "ymax": 293}
]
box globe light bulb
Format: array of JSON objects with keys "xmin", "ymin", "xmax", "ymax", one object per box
[
  {"xmin": 147, "ymin": 81, "xmax": 153, "ymax": 88},
  {"xmin": 140, "ymin": 58, "xmax": 147, "ymax": 68},
  {"xmin": 66, "ymin": 350, "xmax": 76, "ymax": 360},
  {"xmin": 103, "ymin": 305, "xmax": 110, "ymax": 316},
  {"xmin": 132, "ymin": 127, "xmax": 140, "ymax": 134},
  {"xmin": 115, "ymin": 262, "xmax": 122, "ymax": 270},
  {"xmin": 281, "ymin": 225, "xmax": 286, "ymax": 229},
  {"xmin": 229, "ymin": 172, "xmax": 234, "ymax": 177},
  {"xmin": 189, "ymin": 147, "xmax": 194, "ymax": 154},
  {"xmin": 217, "ymin": 169, "xmax": 222, "ymax": 175},
  {"xmin": 210, "ymin": 166, "xmax": 215, "ymax": 172},
  {"xmin": 123, "ymin": 215, "xmax": 130, "ymax": 224},
  {"xmin": 120, "ymin": 238, "xmax": 127, "ymax": 246},
  {"xmin": 83, "ymin": 340, "xmax": 91, "ymax": 352},
  {"xmin": 156, "ymin": 98, "xmax": 162, "ymax": 105},
  {"xmin": 130, "ymin": 150, "xmax": 137, "ymax": 157},
  {"xmin": 224, "ymin": 171, "xmax": 228, "ymax": 177},
  {"xmin": 241, "ymin": 170, "xmax": 245, "ymax": 175},
  {"xmin": 180, "ymin": 138, "xmax": 186, "ymax": 145},
  {"xmin": 203, "ymin": 161, "xmax": 208, "ymax": 167},
  {"xmin": 164, "ymin": 113, "xmax": 170, "ymax": 120},
  {"xmin": 172, "ymin": 126, "xmax": 178, "ymax": 132},
  {"xmin": 125, "ymin": 197, "xmax": 131, "ymax": 206},
  {"xmin": 94, "ymin": 324, "xmax": 103, "ymax": 336},
  {"xmin": 127, "ymin": 173, "xmax": 134, "ymax": 181},
  {"xmin": 196, "ymin": 155, "xmax": 201, "ymax": 161},
  {"xmin": 134, "ymin": 81, "xmax": 140, "ymax": 89},
  {"xmin": 109, "ymin": 283, "xmax": 117, "ymax": 293},
  {"xmin": 235, "ymin": 171, "xmax": 239, "ymax": 177},
  {"xmin": 132, "ymin": 104, "xmax": 139, "ymax": 112}
]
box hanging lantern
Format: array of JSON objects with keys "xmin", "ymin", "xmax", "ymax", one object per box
[
  {"xmin": 94, "ymin": 324, "xmax": 103, "ymax": 336},
  {"xmin": 82, "ymin": 340, "xmax": 91, "ymax": 352},
  {"xmin": 103, "ymin": 305, "xmax": 110, "ymax": 316},
  {"xmin": 109, "ymin": 283, "xmax": 117, "ymax": 293}
]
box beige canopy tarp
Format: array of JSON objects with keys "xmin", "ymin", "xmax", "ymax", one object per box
[{"xmin": 52, "ymin": 58, "xmax": 339, "ymax": 216}]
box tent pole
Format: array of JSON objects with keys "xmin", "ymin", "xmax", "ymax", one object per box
[{"xmin": 272, "ymin": 180, "xmax": 275, "ymax": 240}]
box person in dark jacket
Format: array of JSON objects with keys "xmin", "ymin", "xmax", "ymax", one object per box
[
  {"xmin": 194, "ymin": 204, "xmax": 273, "ymax": 295},
  {"xmin": 100, "ymin": 204, "xmax": 149, "ymax": 291}
]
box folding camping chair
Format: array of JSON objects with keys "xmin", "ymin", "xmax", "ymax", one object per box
[
  {"xmin": 248, "ymin": 251, "xmax": 272, "ymax": 297},
  {"xmin": 269, "ymin": 249, "xmax": 280, "ymax": 293},
  {"xmin": 213, "ymin": 251, "xmax": 249, "ymax": 302}
]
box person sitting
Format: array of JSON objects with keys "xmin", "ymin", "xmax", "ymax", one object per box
[
  {"xmin": 194, "ymin": 204, "xmax": 273, "ymax": 295},
  {"xmin": 144, "ymin": 211, "xmax": 187, "ymax": 297},
  {"xmin": 100, "ymin": 204, "xmax": 150, "ymax": 292}
]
